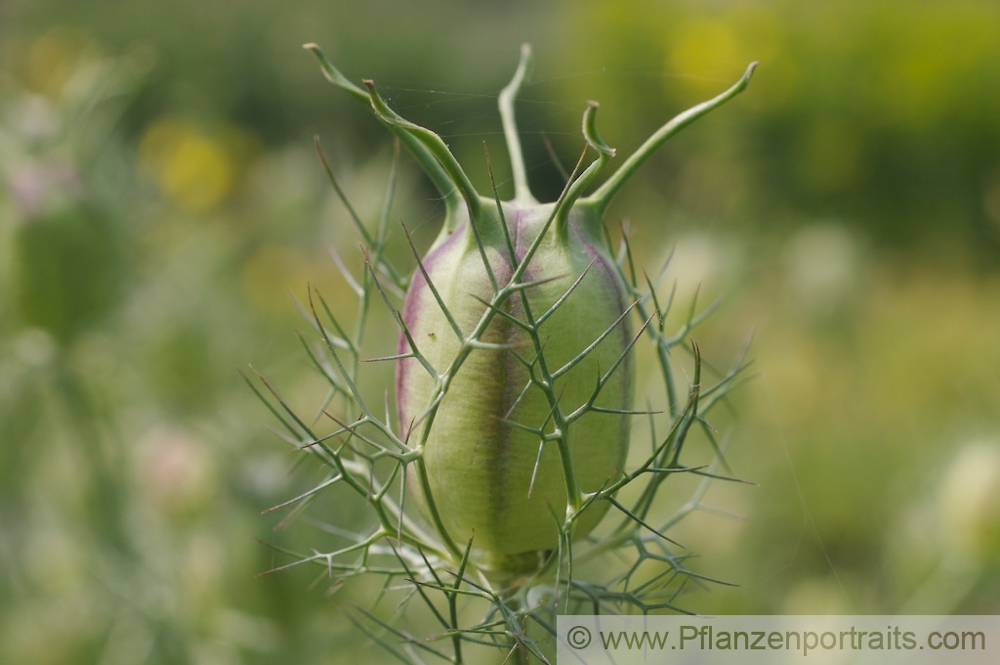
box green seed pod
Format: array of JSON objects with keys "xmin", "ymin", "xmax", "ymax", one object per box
[
  {"xmin": 306, "ymin": 42, "xmax": 755, "ymax": 573},
  {"xmin": 396, "ymin": 199, "xmax": 634, "ymax": 562}
]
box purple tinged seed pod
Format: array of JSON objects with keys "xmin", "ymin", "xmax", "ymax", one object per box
[
  {"xmin": 306, "ymin": 42, "xmax": 756, "ymax": 572},
  {"xmin": 396, "ymin": 200, "xmax": 633, "ymax": 563}
]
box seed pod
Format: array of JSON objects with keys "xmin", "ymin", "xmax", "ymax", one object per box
[
  {"xmin": 396, "ymin": 199, "xmax": 634, "ymax": 562},
  {"xmin": 307, "ymin": 42, "xmax": 755, "ymax": 573}
]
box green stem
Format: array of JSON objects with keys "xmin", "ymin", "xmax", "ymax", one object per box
[
  {"xmin": 553, "ymin": 101, "xmax": 616, "ymax": 236},
  {"xmin": 352, "ymin": 139, "xmax": 400, "ymax": 380},
  {"xmin": 363, "ymin": 79, "xmax": 483, "ymax": 221},
  {"xmin": 499, "ymin": 43, "xmax": 536, "ymax": 205},
  {"xmin": 515, "ymin": 283, "xmax": 582, "ymax": 514},
  {"xmin": 587, "ymin": 62, "xmax": 757, "ymax": 216},
  {"xmin": 304, "ymin": 43, "xmax": 466, "ymax": 222}
]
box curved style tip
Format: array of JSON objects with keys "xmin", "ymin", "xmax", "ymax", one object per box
[
  {"xmin": 582, "ymin": 101, "xmax": 615, "ymax": 158},
  {"xmin": 738, "ymin": 61, "xmax": 759, "ymax": 90},
  {"xmin": 587, "ymin": 59, "xmax": 759, "ymax": 213}
]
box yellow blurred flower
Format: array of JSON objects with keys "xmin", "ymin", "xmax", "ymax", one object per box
[{"xmin": 139, "ymin": 118, "xmax": 236, "ymax": 212}]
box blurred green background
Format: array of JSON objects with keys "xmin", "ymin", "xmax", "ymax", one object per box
[{"xmin": 2, "ymin": 0, "xmax": 998, "ymax": 663}]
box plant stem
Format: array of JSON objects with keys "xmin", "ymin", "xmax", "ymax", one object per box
[
  {"xmin": 499, "ymin": 43, "xmax": 536, "ymax": 205},
  {"xmin": 588, "ymin": 62, "xmax": 757, "ymax": 216}
]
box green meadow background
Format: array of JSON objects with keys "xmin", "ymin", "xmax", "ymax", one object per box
[{"xmin": 1, "ymin": 1, "xmax": 998, "ymax": 662}]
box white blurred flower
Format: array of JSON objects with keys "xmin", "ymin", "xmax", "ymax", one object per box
[
  {"xmin": 135, "ymin": 427, "xmax": 216, "ymax": 519},
  {"xmin": 654, "ymin": 232, "xmax": 740, "ymax": 305},
  {"xmin": 936, "ymin": 438, "xmax": 1000, "ymax": 563},
  {"xmin": 894, "ymin": 438, "xmax": 1000, "ymax": 613},
  {"xmin": 783, "ymin": 222, "xmax": 861, "ymax": 317}
]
